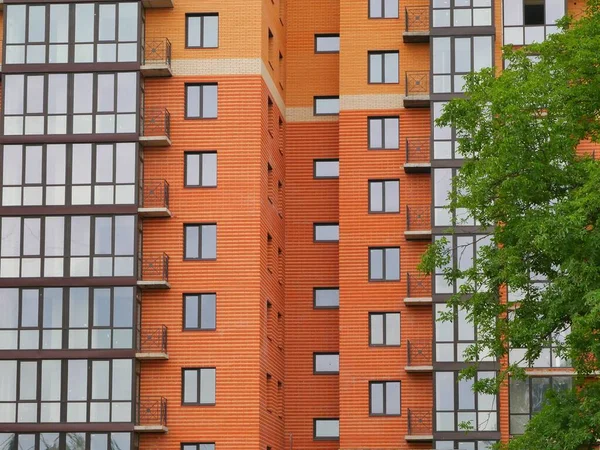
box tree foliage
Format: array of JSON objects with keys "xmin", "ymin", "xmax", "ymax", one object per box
[{"xmin": 419, "ymin": 2, "xmax": 600, "ymax": 447}]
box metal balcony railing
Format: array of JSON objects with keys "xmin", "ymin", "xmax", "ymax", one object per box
[
  {"xmin": 140, "ymin": 179, "xmax": 170, "ymax": 210},
  {"xmin": 142, "ymin": 38, "xmax": 172, "ymax": 67},
  {"xmin": 136, "ymin": 396, "xmax": 167, "ymax": 428},
  {"xmin": 138, "ymin": 252, "xmax": 169, "ymax": 283},
  {"xmin": 407, "ymin": 408, "xmax": 432, "ymax": 435},
  {"xmin": 137, "ymin": 325, "xmax": 168, "ymax": 354},
  {"xmin": 406, "ymin": 272, "xmax": 432, "ymax": 298},
  {"xmin": 405, "ymin": 137, "xmax": 430, "ymax": 164},
  {"xmin": 407, "ymin": 339, "xmax": 432, "ymax": 366},
  {"xmin": 140, "ymin": 108, "xmax": 171, "ymax": 139},
  {"xmin": 405, "ymin": 7, "xmax": 429, "ymax": 32},
  {"xmin": 405, "ymin": 71, "xmax": 430, "ymax": 97},
  {"xmin": 406, "ymin": 205, "xmax": 431, "ymax": 231}
]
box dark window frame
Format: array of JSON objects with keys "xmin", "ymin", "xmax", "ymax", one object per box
[
  {"xmin": 182, "ymin": 293, "xmax": 217, "ymax": 331},
  {"xmin": 313, "ymin": 352, "xmax": 340, "ymax": 375},
  {"xmin": 0, "ymin": 432, "xmax": 134, "ymax": 449},
  {"xmin": 181, "ymin": 367, "xmax": 217, "ymax": 406},
  {"xmin": 368, "ymin": 179, "xmax": 400, "ymax": 213},
  {"xmin": 183, "ymin": 151, "xmax": 218, "ymax": 188},
  {"xmin": 313, "ymin": 222, "xmax": 339, "ymax": 243},
  {"xmin": 368, "ymin": 312, "xmax": 401, "ymax": 347},
  {"xmin": 368, "ymin": 247, "xmax": 401, "ymax": 282},
  {"xmin": 313, "ymin": 418, "xmax": 340, "ymax": 441},
  {"xmin": 313, "ymin": 159, "xmax": 339, "ymax": 179},
  {"xmin": 314, "ymin": 34, "xmax": 340, "ymax": 54},
  {"xmin": 184, "ymin": 83, "xmax": 218, "ymax": 120},
  {"xmin": 183, "ymin": 223, "xmax": 217, "ymax": 261},
  {"xmin": 185, "ymin": 13, "xmax": 219, "ymax": 49},
  {"xmin": 368, "ymin": 0, "xmax": 399, "ymax": 19},
  {"xmin": 369, "ymin": 380, "xmax": 402, "ymax": 416},
  {"xmin": 313, "ymin": 96, "xmax": 340, "ymax": 116},
  {"xmin": 181, "ymin": 444, "xmax": 216, "ymax": 450},
  {"xmin": 313, "ymin": 287, "xmax": 340, "ymax": 310},
  {"xmin": 367, "ymin": 116, "xmax": 400, "ymax": 150},
  {"xmin": 368, "ymin": 51, "xmax": 399, "ymax": 84}
]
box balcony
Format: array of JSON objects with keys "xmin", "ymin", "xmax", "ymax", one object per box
[
  {"xmin": 404, "ymin": 137, "xmax": 431, "ymax": 173},
  {"xmin": 136, "ymin": 325, "xmax": 168, "ymax": 360},
  {"xmin": 141, "ymin": 38, "xmax": 172, "ymax": 78},
  {"xmin": 139, "ymin": 179, "xmax": 171, "ymax": 218},
  {"xmin": 404, "ymin": 272, "xmax": 432, "ymax": 305},
  {"xmin": 404, "ymin": 71, "xmax": 430, "ymax": 108},
  {"xmin": 137, "ymin": 253, "xmax": 170, "ymax": 289},
  {"xmin": 134, "ymin": 397, "xmax": 168, "ymax": 433},
  {"xmin": 405, "ymin": 205, "xmax": 432, "ymax": 240},
  {"xmin": 404, "ymin": 7, "xmax": 430, "ymax": 43},
  {"xmin": 141, "ymin": 0, "xmax": 173, "ymax": 8},
  {"xmin": 140, "ymin": 108, "xmax": 172, "ymax": 147},
  {"xmin": 406, "ymin": 339, "xmax": 433, "ymax": 372},
  {"xmin": 406, "ymin": 409, "xmax": 433, "ymax": 442}
]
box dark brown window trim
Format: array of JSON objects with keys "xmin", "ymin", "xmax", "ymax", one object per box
[
  {"xmin": 0, "ymin": 205, "xmax": 138, "ymax": 216},
  {"xmin": 0, "ymin": 276, "xmax": 138, "ymax": 288},
  {"xmin": 369, "ymin": 380, "xmax": 401, "ymax": 416},
  {"xmin": 185, "ymin": 13, "xmax": 219, "ymax": 49},
  {"xmin": 0, "ymin": 349, "xmax": 135, "ymax": 360},
  {"xmin": 0, "ymin": 133, "xmax": 140, "ymax": 146},
  {"xmin": 2, "ymin": 63, "xmax": 141, "ymax": 74},
  {"xmin": 0, "ymin": 423, "xmax": 134, "ymax": 433}
]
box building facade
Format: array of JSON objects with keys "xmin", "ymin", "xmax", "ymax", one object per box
[{"xmin": 0, "ymin": 0, "xmax": 586, "ymax": 449}]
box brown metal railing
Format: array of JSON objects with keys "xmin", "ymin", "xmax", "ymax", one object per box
[
  {"xmin": 407, "ymin": 339, "xmax": 432, "ymax": 366},
  {"xmin": 406, "ymin": 272, "xmax": 431, "ymax": 297},
  {"xmin": 407, "ymin": 408, "xmax": 432, "ymax": 435},
  {"xmin": 136, "ymin": 396, "xmax": 167, "ymax": 427},
  {"xmin": 405, "ymin": 7, "xmax": 429, "ymax": 32},
  {"xmin": 137, "ymin": 325, "xmax": 168, "ymax": 354},
  {"xmin": 406, "ymin": 205, "xmax": 431, "ymax": 230},
  {"xmin": 142, "ymin": 38, "xmax": 172, "ymax": 66},
  {"xmin": 138, "ymin": 252, "xmax": 169, "ymax": 282},
  {"xmin": 140, "ymin": 179, "xmax": 170, "ymax": 210},
  {"xmin": 405, "ymin": 137, "xmax": 430, "ymax": 164},
  {"xmin": 140, "ymin": 108, "xmax": 171, "ymax": 138},
  {"xmin": 405, "ymin": 71, "xmax": 430, "ymax": 96}
]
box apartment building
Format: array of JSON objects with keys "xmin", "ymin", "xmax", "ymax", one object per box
[{"xmin": 0, "ymin": 0, "xmax": 582, "ymax": 449}]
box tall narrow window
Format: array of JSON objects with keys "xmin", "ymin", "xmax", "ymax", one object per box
[
  {"xmin": 369, "ymin": 51, "xmax": 399, "ymax": 84},
  {"xmin": 186, "ymin": 84, "xmax": 218, "ymax": 119},
  {"xmin": 186, "ymin": 14, "xmax": 219, "ymax": 48}
]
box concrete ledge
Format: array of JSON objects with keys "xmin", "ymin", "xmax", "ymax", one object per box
[
  {"xmin": 136, "ymin": 352, "xmax": 169, "ymax": 360},
  {"xmin": 405, "ymin": 365, "xmax": 433, "ymax": 373},
  {"xmin": 139, "ymin": 136, "xmax": 172, "ymax": 147},
  {"xmin": 141, "ymin": 64, "xmax": 173, "ymax": 78},
  {"xmin": 134, "ymin": 425, "xmax": 168, "ymax": 433},
  {"xmin": 404, "ymin": 297, "xmax": 433, "ymax": 306},
  {"xmin": 404, "ymin": 162, "xmax": 431, "ymax": 174},
  {"xmin": 403, "ymin": 31, "xmax": 430, "ymax": 43},
  {"xmin": 138, "ymin": 207, "xmax": 172, "ymax": 218},
  {"xmin": 404, "ymin": 230, "xmax": 432, "ymax": 241},
  {"xmin": 405, "ymin": 435, "xmax": 434, "ymax": 442},
  {"xmin": 404, "ymin": 96, "xmax": 431, "ymax": 108},
  {"xmin": 141, "ymin": 0, "xmax": 172, "ymax": 8},
  {"xmin": 137, "ymin": 280, "xmax": 171, "ymax": 290}
]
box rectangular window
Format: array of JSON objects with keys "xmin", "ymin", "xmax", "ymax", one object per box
[
  {"xmin": 185, "ymin": 152, "xmax": 217, "ymax": 187},
  {"xmin": 524, "ymin": 0, "xmax": 545, "ymax": 25},
  {"xmin": 370, "ymin": 381, "xmax": 401, "ymax": 416},
  {"xmin": 369, "ymin": 180, "xmax": 400, "ymax": 213},
  {"xmin": 182, "ymin": 445, "xmax": 215, "ymax": 450},
  {"xmin": 314, "ymin": 97, "xmax": 340, "ymax": 116},
  {"xmin": 314, "ymin": 353, "xmax": 339, "ymax": 374},
  {"xmin": 314, "ymin": 159, "xmax": 339, "ymax": 179},
  {"xmin": 0, "ymin": 433, "xmax": 133, "ymax": 449},
  {"xmin": 315, "ymin": 34, "xmax": 340, "ymax": 53},
  {"xmin": 314, "ymin": 223, "xmax": 339, "ymax": 242},
  {"xmin": 184, "ymin": 294, "xmax": 216, "ymax": 330},
  {"xmin": 432, "ymin": 0, "xmax": 492, "ymax": 27},
  {"xmin": 369, "ymin": 247, "xmax": 400, "ymax": 281},
  {"xmin": 314, "ymin": 418, "xmax": 339, "ymax": 440},
  {"xmin": 182, "ymin": 368, "xmax": 216, "ymax": 405},
  {"xmin": 369, "ymin": 312, "xmax": 400, "ymax": 346},
  {"xmin": 369, "ymin": 0, "xmax": 399, "ymax": 18},
  {"xmin": 184, "ymin": 224, "xmax": 217, "ymax": 260},
  {"xmin": 368, "ymin": 117, "xmax": 399, "ymax": 149},
  {"xmin": 186, "ymin": 84, "xmax": 218, "ymax": 119},
  {"xmin": 369, "ymin": 51, "xmax": 399, "ymax": 84},
  {"xmin": 314, "ymin": 288, "xmax": 339, "ymax": 309},
  {"xmin": 186, "ymin": 14, "xmax": 219, "ymax": 48}
]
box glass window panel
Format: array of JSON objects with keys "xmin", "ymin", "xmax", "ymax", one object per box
[
  {"xmin": 4, "ymin": 76, "xmax": 25, "ymax": 115},
  {"xmin": 203, "ymin": 153, "xmax": 217, "ymax": 187},
  {"xmin": 41, "ymin": 360, "xmax": 61, "ymax": 400},
  {"xmin": 200, "ymin": 368, "xmax": 216, "ymax": 404},
  {"xmin": 474, "ymin": 8, "xmax": 492, "ymax": 26},
  {"xmin": 1, "ymin": 217, "xmax": 21, "ymax": 257},
  {"xmin": 370, "ymin": 314, "xmax": 384, "ymax": 345},
  {"xmin": 24, "ymin": 146, "xmax": 42, "ymax": 184},
  {"xmin": 19, "ymin": 361, "xmax": 37, "ymax": 401},
  {"xmin": 94, "ymin": 289, "xmax": 111, "ymax": 326},
  {"xmin": 201, "ymin": 225, "xmax": 217, "ymax": 259},
  {"xmin": 91, "ymin": 361, "xmax": 109, "ymax": 399},
  {"xmin": 115, "ymin": 216, "xmax": 134, "ymax": 255},
  {"xmin": 369, "ymin": 119, "xmax": 383, "ymax": 148},
  {"xmin": 184, "ymin": 370, "xmax": 198, "ymax": 403},
  {"xmin": 385, "ymin": 181, "xmax": 400, "ymax": 212},
  {"xmin": 0, "ymin": 361, "xmax": 17, "ymax": 401},
  {"xmin": 315, "ymin": 288, "xmax": 339, "ymax": 307},
  {"xmin": 116, "ymin": 144, "xmax": 136, "ymax": 184},
  {"xmin": 370, "ymin": 182, "xmax": 383, "ymax": 212},
  {"xmin": 26, "ymin": 76, "xmax": 44, "ymax": 114},
  {"xmin": 455, "ymin": 38, "xmax": 472, "ymax": 73},
  {"xmin": 99, "ymin": 4, "xmax": 116, "ymax": 41},
  {"xmin": 201, "ymin": 294, "xmax": 216, "ymax": 329},
  {"xmin": 187, "ymin": 17, "xmax": 201, "ymax": 47},
  {"xmin": 113, "ymin": 287, "xmax": 133, "ymax": 327},
  {"xmin": 185, "ymin": 295, "xmax": 199, "ymax": 329},
  {"xmin": 3, "ymin": 146, "xmax": 23, "ymax": 186},
  {"xmin": 315, "ymin": 419, "xmax": 339, "ymax": 438},
  {"xmin": 474, "ymin": 36, "xmax": 493, "ymax": 71},
  {"xmin": 46, "ymin": 145, "xmax": 66, "ymax": 186},
  {"xmin": 69, "ymin": 288, "xmax": 89, "ymax": 327},
  {"xmin": 316, "ymin": 36, "xmax": 340, "ymax": 52},
  {"xmin": 117, "ymin": 73, "xmax": 137, "ymax": 113},
  {"xmin": 384, "ymin": 53, "xmax": 399, "ymax": 83},
  {"xmin": 314, "ymin": 160, "xmax": 339, "ymax": 178},
  {"xmin": 531, "ymin": 377, "xmax": 550, "ymax": 413},
  {"xmin": 6, "ymin": 5, "xmax": 26, "ymax": 44},
  {"xmin": 315, "ymin": 98, "xmax": 339, "ymax": 115},
  {"xmin": 186, "ymin": 154, "xmax": 200, "ymax": 186},
  {"xmin": 43, "ymin": 288, "xmax": 63, "ymax": 328},
  {"xmin": 68, "ymin": 360, "xmax": 88, "ymax": 401},
  {"xmin": 385, "ymin": 248, "xmax": 400, "ymax": 280},
  {"xmin": 112, "ymin": 360, "xmax": 132, "ymax": 400},
  {"xmin": 384, "ymin": 0, "xmax": 399, "ymax": 17},
  {"xmin": 370, "ymin": 249, "xmax": 383, "ymax": 279},
  {"xmin": 385, "ymin": 313, "xmax": 401, "ymax": 345},
  {"xmin": 119, "ymin": 3, "xmax": 139, "ymax": 42},
  {"xmin": 203, "ymin": 16, "xmax": 219, "ymax": 48},
  {"xmin": 202, "ymin": 85, "xmax": 218, "ymax": 118},
  {"xmin": 187, "ymin": 86, "xmax": 200, "ymax": 117},
  {"xmin": 48, "ymin": 75, "xmax": 68, "ymax": 115},
  {"xmin": 94, "ymin": 217, "xmax": 112, "ymax": 255},
  {"xmin": 386, "ymin": 382, "xmax": 401, "ymax": 414},
  {"xmin": 384, "ymin": 118, "xmax": 399, "ymax": 148},
  {"xmin": 185, "ymin": 226, "xmax": 199, "ymax": 259},
  {"xmin": 433, "ymin": 38, "xmax": 451, "ymax": 75},
  {"xmin": 315, "ymin": 224, "xmax": 339, "ymax": 241},
  {"xmin": 458, "ymin": 377, "xmax": 475, "ymax": 409},
  {"xmin": 436, "ymin": 372, "xmax": 455, "ymax": 410},
  {"xmin": 96, "ymin": 145, "xmax": 114, "ymax": 183},
  {"xmin": 28, "ymin": 6, "xmax": 46, "ymax": 43},
  {"xmin": 436, "ymin": 304, "xmax": 454, "ymax": 341},
  {"xmin": 370, "ymin": 54, "xmax": 383, "ymax": 83},
  {"xmin": 74, "ymin": 74, "xmax": 94, "ymax": 114},
  {"xmin": 0, "ymin": 289, "xmax": 19, "ymax": 328},
  {"xmin": 49, "ymin": 5, "xmax": 69, "ymax": 43},
  {"xmin": 371, "ymin": 383, "xmax": 384, "ymax": 414},
  {"xmin": 75, "ymin": 4, "xmax": 95, "ymax": 42},
  {"xmin": 97, "ymin": 75, "xmax": 115, "ymax": 112}
]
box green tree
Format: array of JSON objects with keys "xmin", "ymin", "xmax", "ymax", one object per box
[{"xmin": 419, "ymin": 2, "xmax": 600, "ymax": 448}]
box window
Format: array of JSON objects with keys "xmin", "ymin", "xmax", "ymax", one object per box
[
  {"xmin": 185, "ymin": 152, "xmax": 217, "ymax": 187},
  {"xmin": 524, "ymin": 0, "xmax": 545, "ymax": 25},
  {"xmin": 0, "ymin": 359, "xmax": 133, "ymax": 424},
  {"xmin": 369, "ymin": 247, "xmax": 400, "ymax": 281},
  {"xmin": 186, "ymin": 14, "xmax": 219, "ymax": 48},
  {"xmin": 503, "ymin": 0, "xmax": 564, "ymax": 45},
  {"xmin": 1, "ymin": 143, "xmax": 138, "ymax": 207},
  {"xmin": 184, "ymin": 224, "xmax": 217, "ymax": 260},
  {"xmin": 0, "ymin": 433, "xmax": 133, "ymax": 449},
  {"xmin": 433, "ymin": 101, "xmax": 463, "ymax": 160},
  {"xmin": 369, "ymin": 0, "xmax": 399, "ymax": 18},
  {"xmin": 182, "ymin": 368, "xmax": 216, "ymax": 405},
  {"xmin": 5, "ymin": 3, "xmax": 139, "ymax": 65},
  {"xmin": 3, "ymin": 72, "xmax": 138, "ymax": 136},
  {"xmin": 432, "ymin": 0, "xmax": 492, "ymax": 27},
  {"xmin": 314, "ymin": 97, "xmax": 340, "ymax": 116},
  {"xmin": 369, "ymin": 180, "xmax": 399, "ymax": 213},
  {"xmin": 370, "ymin": 381, "xmax": 401, "ymax": 416},
  {"xmin": 509, "ymin": 376, "xmax": 572, "ymax": 435},
  {"xmin": 313, "ymin": 418, "xmax": 339, "ymax": 440},
  {"xmin": 369, "ymin": 313, "xmax": 400, "ymax": 346},
  {"xmin": 314, "ymin": 288, "xmax": 340, "ymax": 309},
  {"xmin": 436, "ymin": 371, "xmax": 498, "ymax": 432},
  {"xmin": 509, "ymin": 327, "xmax": 570, "ymax": 368},
  {"xmin": 314, "ymin": 223, "xmax": 339, "ymax": 242},
  {"xmin": 184, "ymin": 294, "xmax": 216, "ymax": 330},
  {"xmin": 434, "ymin": 170, "xmax": 478, "ymax": 226},
  {"xmin": 369, "ymin": 51, "xmax": 399, "ymax": 84},
  {"xmin": 368, "ymin": 117, "xmax": 399, "ymax": 150},
  {"xmin": 436, "ymin": 441, "xmax": 497, "ymax": 450},
  {"xmin": 314, "ymin": 353, "xmax": 339, "ymax": 374},
  {"xmin": 314, "ymin": 159, "xmax": 339, "ymax": 179},
  {"xmin": 315, "ymin": 34, "xmax": 340, "ymax": 53},
  {"xmin": 183, "ymin": 445, "xmax": 215, "ymax": 450},
  {"xmin": 432, "ymin": 36, "xmax": 493, "ymax": 94},
  {"xmin": 186, "ymin": 84, "xmax": 218, "ymax": 119}
]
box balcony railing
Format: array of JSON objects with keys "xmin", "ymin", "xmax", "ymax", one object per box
[
  {"xmin": 406, "ymin": 272, "xmax": 431, "ymax": 298},
  {"xmin": 139, "ymin": 179, "xmax": 171, "ymax": 217},
  {"xmin": 405, "ymin": 137, "xmax": 430, "ymax": 164},
  {"xmin": 140, "ymin": 108, "xmax": 171, "ymax": 146},
  {"xmin": 137, "ymin": 325, "xmax": 168, "ymax": 356},
  {"xmin": 407, "ymin": 408, "xmax": 432, "ymax": 437},
  {"xmin": 142, "ymin": 38, "xmax": 172, "ymax": 67},
  {"xmin": 405, "ymin": 7, "xmax": 429, "ymax": 32},
  {"xmin": 407, "ymin": 339, "xmax": 432, "ymax": 367},
  {"xmin": 136, "ymin": 396, "xmax": 167, "ymax": 431},
  {"xmin": 405, "ymin": 71, "xmax": 430, "ymax": 97},
  {"xmin": 406, "ymin": 205, "xmax": 431, "ymax": 231},
  {"xmin": 138, "ymin": 252, "xmax": 170, "ymax": 288}
]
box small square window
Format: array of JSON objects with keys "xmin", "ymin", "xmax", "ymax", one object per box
[
  {"xmin": 369, "ymin": 180, "xmax": 400, "ymax": 213},
  {"xmin": 369, "ymin": 312, "xmax": 401, "ymax": 346},
  {"xmin": 369, "ymin": 51, "xmax": 399, "ymax": 84},
  {"xmin": 370, "ymin": 381, "xmax": 401, "ymax": 415},
  {"xmin": 182, "ymin": 368, "xmax": 216, "ymax": 405},
  {"xmin": 368, "ymin": 117, "xmax": 399, "ymax": 150},
  {"xmin": 369, "ymin": 247, "xmax": 400, "ymax": 281},
  {"xmin": 314, "ymin": 418, "xmax": 340, "ymax": 440},
  {"xmin": 184, "ymin": 224, "xmax": 217, "ymax": 260},
  {"xmin": 185, "ymin": 152, "xmax": 217, "ymax": 187},
  {"xmin": 314, "ymin": 159, "xmax": 339, "ymax": 179},
  {"xmin": 314, "ymin": 97, "xmax": 339, "ymax": 116},
  {"xmin": 315, "ymin": 34, "xmax": 340, "ymax": 53},
  {"xmin": 314, "ymin": 353, "xmax": 339, "ymax": 374},
  {"xmin": 314, "ymin": 288, "xmax": 339, "ymax": 309},
  {"xmin": 186, "ymin": 84, "xmax": 218, "ymax": 119},
  {"xmin": 186, "ymin": 14, "xmax": 219, "ymax": 48},
  {"xmin": 184, "ymin": 294, "xmax": 216, "ymax": 330}
]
